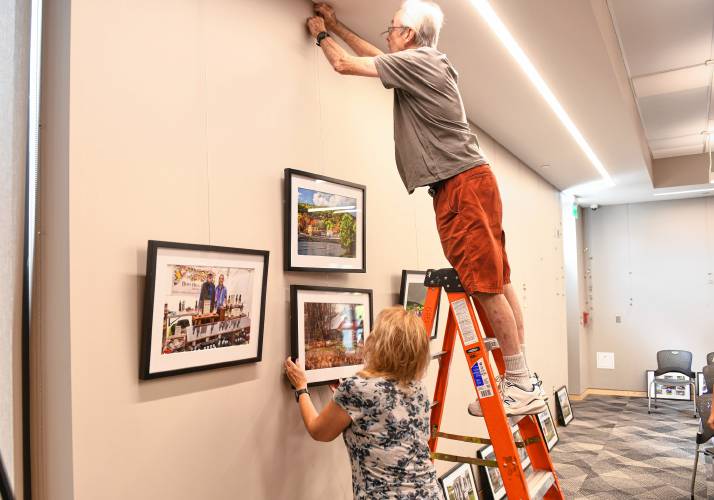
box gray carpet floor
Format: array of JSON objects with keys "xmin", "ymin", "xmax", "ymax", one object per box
[{"xmin": 549, "ymin": 395, "xmax": 712, "ymax": 499}]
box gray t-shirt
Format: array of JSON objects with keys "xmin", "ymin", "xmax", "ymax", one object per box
[{"xmin": 374, "ymin": 46, "xmax": 488, "ymax": 193}]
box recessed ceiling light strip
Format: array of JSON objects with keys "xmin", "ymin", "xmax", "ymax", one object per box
[
  {"xmin": 469, "ymin": 0, "xmax": 614, "ymax": 186},
  {"xmin": 653, "ymin": 187, "xmax": 714, "ymax": 197}
]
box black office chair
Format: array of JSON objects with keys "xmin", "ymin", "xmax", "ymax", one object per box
[
  {"xmin": 648, "ymin": 350, "xmax": 697, "ymax": 417},
  {"xmin": 690, "ymin": 394, "xmax": 713, "ymax": 499},
  {"xmin": 706, "ymin": 352, "xmax": 714, "ymax": 366}
]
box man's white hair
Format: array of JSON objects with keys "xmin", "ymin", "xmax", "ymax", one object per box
[{"xmin": 399, "ymin": 0, "xmax": 444, "ymax": 48}]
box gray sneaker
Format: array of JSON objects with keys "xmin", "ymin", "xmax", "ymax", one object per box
[{"xmin": 468, "ymin": 378, "xmax": 547, "ymax": 417}]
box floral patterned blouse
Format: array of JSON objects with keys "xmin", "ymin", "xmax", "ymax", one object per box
[{"xmin": 333, "ymin": 375, "xmax": 444, "ymax": 500}]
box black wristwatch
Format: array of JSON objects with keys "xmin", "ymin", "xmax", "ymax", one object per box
[
  {"xmin": 316, "ymin": 31, "xmax": 330, "ymax": 46},
  {"xmin": 295, "ymin": 388, "xmax": 310, "ymax": 402}
]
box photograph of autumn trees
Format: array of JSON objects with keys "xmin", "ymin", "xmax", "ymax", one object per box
[
  {"xmin": 297, "ymin": 188, "xmax": 357, "ymax": 258},
  {"xmin": 304, "ymin": 302, "xmax": 365, "ymax": 370}
]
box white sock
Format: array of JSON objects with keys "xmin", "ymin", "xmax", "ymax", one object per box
[
  {"xmin": 521, "ymin": 343, "xmax": 531, "ymax": 373},
  {"xmin": 504, "ymin": 353, "xmax": 531, "ymax": 388}
]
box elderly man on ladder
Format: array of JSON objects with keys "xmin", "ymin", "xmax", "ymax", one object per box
[{"xmin": 307, "ymin": 0, "xmax": 547, "ymax": 416}]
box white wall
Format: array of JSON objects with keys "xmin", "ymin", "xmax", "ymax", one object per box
[
  {"xmin": 37, "ymin": 0, "xmax": 568, "ymax": 498},
  {"xmin": 1, "ymin": 0, "xmax": 29, "ymax": 493},
  {"xmin": 583, "ymin": 198, "xmax": 714, "ymax": 391}
]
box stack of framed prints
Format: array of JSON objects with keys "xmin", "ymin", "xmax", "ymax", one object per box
[
  {"xmin": 645, "ymin": 370, "xmax": 692, "ymax": 400},
  {"xmin": 439, "ymin": 462, "xmax": 479, "ymax": 500},
  {"xmin": 536, "ymin": 405, "xmax": 559, "ymax": 450},
  {"xmin": 399, "ymin": 269, "xmax": 439, "ymax": 339},
  {"xmin": 290, "ymin": 285, "xmax": 373, "ymax": 386},
  {"xmin": 284, "ymin": 168, "xmax": 366, "ymax": 273},
  {"xmin": 555, "ymin": 386, "xmax": 574, "ymax": 426},
  {"xmin": 140, "ymin": 241, "xmax": 269, "ymax": 379}
]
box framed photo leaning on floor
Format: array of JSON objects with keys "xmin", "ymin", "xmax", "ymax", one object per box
[
  {"xmin": 476, "ymin": 444, "xmax": 505, "ymax": 500},
  {"xmin": 284, "ymin": 168, "xmax": 366, "ymax": 272},
  {"xmin": 290, "ymin": 285, "xmax": 373, "ymax": 386},
  {"xmin": 555, "ymin": 385, "xmax": 574, "ymax": 426},
  {"xmin": 535, "ymin": 404, "xmax": 559, "ymax": 450},
  {"xmin": 399, "ymin": 269, "xmax": 439, "ymax": 340},
  {"xmin": 140, "ymin": 241, "xmax": 269, "ymax": 379},
  {"xmin": 439, "ymin": 462, "xmax": 480, "ymax": 500}
]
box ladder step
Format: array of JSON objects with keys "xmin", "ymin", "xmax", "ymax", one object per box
[
  {"xmin": 528, "ymin": 470, "xmax": 556, "ymax": 499},
  {"xmin": 431, "ymin": 350, "xmax": 448, "ymax": 360}
]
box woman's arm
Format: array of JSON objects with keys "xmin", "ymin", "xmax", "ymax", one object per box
[{"xmin": 285, "ymin": 357, "xmax": 352, "ymax": 442}]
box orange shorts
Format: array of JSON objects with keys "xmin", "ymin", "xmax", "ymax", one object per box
[{"xmin": 432, "ymin": 165, "xmax": 511, "ymax": 295}]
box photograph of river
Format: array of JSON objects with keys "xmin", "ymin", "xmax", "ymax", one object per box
[
  {"xmin": 297, "ymin": 187, "xmax": 357, "ymax": 258},
  {"xmin": 303, "ymin": 302, "xmax": 365, "ymax": 370}
]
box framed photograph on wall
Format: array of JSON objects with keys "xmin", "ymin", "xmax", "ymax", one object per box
[
  {"xmin": 696, "ymin": 372, "xmax": 708, "ymax": 396},
  {"xmin": 439, "ymin": 462, "xmax": 480, "ymax": 500},
  {"xmin": 290, "ymin": 285, "xmax": 373, "ymax": 385},
  {"xmin": 646, "ymin": 370, "xmax": 692, "ymax": 400},
  {"xmin": 536, "ymin": 405, "xmax": 559, "ymax": 450},
  {"xmin": 555, "ymin": 385, "xmax": 574, "ymax": 426},
  {"xmin": 140, "ymin": 241, "xmax": 269, "ymax": 379},
  {"xmin": 476, "ymin": 444, "xmax": 505, "ymax": 500},
  {"xmin": 284, "ymin": 168, "xmax": 366, "ymax": 272},
  {"xmin": 399, "ymin": 270, "xmax": 439, "ymax": 340}
]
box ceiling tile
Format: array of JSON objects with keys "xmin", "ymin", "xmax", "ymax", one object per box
[
  {"xmin": 609, "ymin": 0, "xmax": 714, "ymax": 76},
  {"xmin": 638, "ymin": 86, "xmax": 710, "ymax": 140}
]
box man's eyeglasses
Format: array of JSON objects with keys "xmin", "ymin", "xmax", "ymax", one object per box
[{"xmin": 381, "ymin": 26, "xmax": 409, "ymax": 37}]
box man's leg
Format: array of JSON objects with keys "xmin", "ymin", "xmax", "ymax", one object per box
[
  {"xmin": 474, "ymin": 291, "xmax": 520, "ymax": 355},
  {"xmin": 502, "ymin": 283, "xmax": 524, "ymax": 347}
]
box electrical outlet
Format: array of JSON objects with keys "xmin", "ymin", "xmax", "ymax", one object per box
[{"xmin": 596, "ymin": 352, "xmax": 615, "ymax": 370}]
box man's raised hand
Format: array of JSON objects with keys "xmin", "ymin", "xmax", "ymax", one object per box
[
  {"xmin": 314, "ymin": 3, "xmax": 338, "ymax": 31},
  {"xmin": 306, "ymin": 15, "xmax": 327, "ymax": 37}
]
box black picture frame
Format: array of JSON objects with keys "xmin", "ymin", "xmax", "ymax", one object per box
[
  {"xmin": 140, "ymin": 240, "xmax": 269, "ymax": 379},
  {"xmin": 554, "ymin": 385, "xmax": 574, "ymax": 426},
  {"xmin": 284, "ymin": 168, "xmax": 366, "ymax": 273},
  {"xmin": 399, "ymin": 270, "xmax": 439, "ymax": 340},
  {"xmin": 535, "ymin": 405, "xmax": 559, "ymax": 450},
  {"xmin": 439, "ymin": 462, "xmax": 480, "ymax": 500},
  {"xmin": 290, "ymin": 285, "xmax": 373, "ymax": 386},
  {"xmin": 476, "ymin": 444, "xmax": 506, "ymax": 500}
]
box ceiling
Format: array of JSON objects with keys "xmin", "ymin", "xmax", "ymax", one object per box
[{"xmin": 322, "ymin": 0, "xmax": 714, "ymax": 205}]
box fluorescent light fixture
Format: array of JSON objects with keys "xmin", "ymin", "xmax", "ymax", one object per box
[
  {"xmin": 653, "ymin": 187, "xmax": 714, "ymax": 196},
  {"xmin": 307, "ymin": 206, "xmax": 355, "ymax": 213},
  {"xmin": 469, "ymin": 0, "xmax": 614, "ymax": 186}
]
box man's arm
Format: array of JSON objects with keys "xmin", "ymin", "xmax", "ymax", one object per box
[
  {"xmin": 314, "ymin": 3, "xmax": 384, "ymax": 57},
  {"xmin": 308, "ymin": 16, "xmax": 378, "ymax": 78}
]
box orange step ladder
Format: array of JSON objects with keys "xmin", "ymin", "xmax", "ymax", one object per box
[{"xmin": 421, "ymin": 268, "xmax": 564, "ymax": 500}]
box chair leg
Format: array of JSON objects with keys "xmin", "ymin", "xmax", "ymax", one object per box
[
  {"xmin": 648, "ymin": 380, "xmax": 653, "ymax": 413},
  {"xmin": 692, "ymin": 381, "xmax": 697, "ymax": 418},
  {"xmin": 691, "ymin": 445, "xmax": 700, "ymax": 499}
]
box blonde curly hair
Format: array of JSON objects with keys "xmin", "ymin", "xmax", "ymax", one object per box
[{"xmin": 360, "ymin": 306, "xmax": 431, "ymax": 385}]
